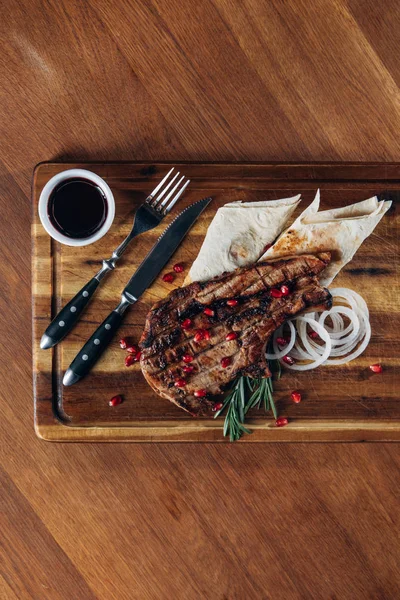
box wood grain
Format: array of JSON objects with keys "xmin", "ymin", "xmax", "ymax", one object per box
[
  {"xmin": 1, "ymin": 0, "xmax": 400, "ymax": 597},
  {"xmin": 33, "ymin": 162, "xmax": 400, "ymax": 441}
]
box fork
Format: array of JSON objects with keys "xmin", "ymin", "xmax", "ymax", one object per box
[{"xmin": 40, "ymin": 168, "xmax": 190, "ymax": 349}]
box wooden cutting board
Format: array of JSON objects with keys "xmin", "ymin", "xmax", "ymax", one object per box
[{"xmin": 32, "ymin": 162, "xmax": 400, "ymax": 442}]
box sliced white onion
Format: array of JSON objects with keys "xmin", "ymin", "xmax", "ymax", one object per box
[
  {"xmin": 281, "ymin": 317, "xmax": 332, "ymax": 371},
  {"xmin": 324, "ymin": 311, "xmax": 371, "ymax": 365},
  {"xmin": 294, "ymin": 320, "xmax": 324, "ymax": 360},
  {"xmin": 289, "ymin": 346, "xmax": 309, "ymax": 361},
  {"xmin": 327, "ymin": 320, "xmax": 365, "ymax": 356},
  {"xmin": 324, "ymin": 318, "xmax": 366, "ymax": 358},
  {"xmin": 323, "ymin": 312, "xmax": 344, "ymax": 333},
  {"xmin": 264, "ymin": 287, "xmax": 371, "ymax": 371},
  {"xmin": 330, "ymin": 287, "xmax": 369, "ymax": 318},
  {"xmin": 318, "ymin": 306, "xmax": 360, "ymax": 345},
  {"xmin": 265, "ymin": 320, "xmax": 296, "ymax": 359}
]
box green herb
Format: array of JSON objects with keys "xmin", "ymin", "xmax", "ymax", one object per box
[
  {"xmin": 214, "ymin": 376, "xmax": 253, "ymax": 442},
  {"xmin": 246, "ymin": 376, "xmax": 277, "ymax": 418},
  {"xmin": 214, "ymin": 360, "xmax": 280, "ymax": 442}
]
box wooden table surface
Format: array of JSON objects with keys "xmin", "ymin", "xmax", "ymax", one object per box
[{"xmin": 1, "ymin": 1, "xmax": 400, "ymax": 598}]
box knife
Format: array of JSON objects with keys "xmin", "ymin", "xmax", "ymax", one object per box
[{"xmin": 63, "ymin": 197, "xmax": 212, "ymax": 386}]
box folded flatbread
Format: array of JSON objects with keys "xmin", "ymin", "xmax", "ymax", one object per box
[
  {"xmin": 187, "ymin": 195, "xmax": 301, "ymax": 283},
  {"xmin": 259, "ymin": 190, "xmax": 392, "ymax": 286}
]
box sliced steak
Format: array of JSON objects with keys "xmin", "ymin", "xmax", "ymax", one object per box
[{"xmin": 140, "ymin": 253, "xmax": 332, "ymax": 415}]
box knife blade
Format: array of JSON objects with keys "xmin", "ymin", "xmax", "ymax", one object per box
[
  {"xmin": 122, "ymin": 196, "xmax": 211, "ymax": 302},
  {"xmin": 63, "ymin": 197, "xmax": 212, "ymax": 386}
]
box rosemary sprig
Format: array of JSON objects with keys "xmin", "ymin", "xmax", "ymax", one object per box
[
  {"xmin": 215, "ymin": 376, "xmax": 254, "ymax": 442},
  {"xmin": 214, "ymin": 360, "xmax": 280, "ymax": 442},
  {"xmin": 246, "ymin": 377, "xmax": 277, "ymax": 419}
]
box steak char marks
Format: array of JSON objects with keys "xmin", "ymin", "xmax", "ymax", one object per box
[{"xmin": 140, "ymin": 253, "xmax": 332, "ymax": 415}]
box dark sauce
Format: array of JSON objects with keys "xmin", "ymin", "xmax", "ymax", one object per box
[{"xmin": 48, "ymin": 178, "xmax": 107, "ymax": 239}]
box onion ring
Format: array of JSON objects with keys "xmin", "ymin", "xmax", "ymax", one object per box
[
  {"xmin": 265, "ymin": 288, "xmax": 371, "ymax": 370},
  {"xmin": 265, "ymin": 320, "xmax": 296, "ymax": 360},
  {"xmin": 281, "ymin": 317, "xmax": 332, "ymax": 371}
]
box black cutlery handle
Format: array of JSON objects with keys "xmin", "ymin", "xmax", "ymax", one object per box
[
  {"xmin": 63, "ymin": 297, "xmax": 131, "ymax": 386},
  {"xmin": 40, "ymin": 278, "xmax": 100, "ymax": 349}
]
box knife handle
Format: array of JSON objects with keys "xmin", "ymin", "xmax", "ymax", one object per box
[
  {"xmin": 63, "ymin": 296, "xmax": 132, "ymax": 386},
  {"xmin": 40, "ymin": 277, "xmax": 101, "ymax": 349}
]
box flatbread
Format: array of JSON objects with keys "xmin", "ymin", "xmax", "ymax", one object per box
[
  {"xmin": 259, "ymin": 190, "xmax": 392, "ymax": 286},
  {"xmin": 187, "ymin": 195, "xmax": 301, "ymax": 282}
]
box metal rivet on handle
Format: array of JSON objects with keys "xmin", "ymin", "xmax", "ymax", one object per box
[
  {"xmin": 94, "ymin": 339, "xmax": 100, "ymax": 345},
  {"xmin": 105, "ymin": 324, "xmax": 111, "ymax": 330},
  {"xmin": 82, "ymin": 354, "xmax": 88, "ymax": 361},
  {"xmin": 59, "ymin": 321, "xmax": 65, "ymax": 327},
  {"xmin": 83, "ymin": 291, "xmax": 89, "ymax": 298},
  {"xmin": 70, "ymin": 306, "xmax": 77, "ymax": 313}
]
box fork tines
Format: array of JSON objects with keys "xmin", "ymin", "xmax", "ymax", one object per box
[{"xmin": 146, "ymin": 168, "xmax": 190, "ymax": 214}]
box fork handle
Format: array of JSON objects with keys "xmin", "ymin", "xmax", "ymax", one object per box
[
  {"xmin": 40, "ymin": 277, "xmax": 101, "ymax": 349},
  {"xmin": 40, "ymin": 229, "xmax": 138, "ymax": 350}
]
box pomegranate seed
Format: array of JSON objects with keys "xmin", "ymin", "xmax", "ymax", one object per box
[
  {"xmin": 109, "ymin": 395, "xmax": 123, "ymax": 407},
  {"xmin": 183, "ymin": 365, "xmax": 194, "ymax": 374},
  {"xmin": 162, "ymin": 273, "xmax": 174, "ymax": 283},
  {"xmin": 225, "ymin": 331, "xmax": 238, "ymax": 341},
  {"xmin": 275, "ymin": 417, "xmax": 289, "ymax": 427},
  {"xmin": 271, "ymin": 288, "xmax": 283, "ymax": 298},
  {"xmin": 194, "ymin": 329, "xmax": 205, "ymax": 342},
  {"xmin": 203, "ymin": 330, "xmax": 211, "ymax": 341},
  {"xmin": 226, "ymin": 299, "xmax": 238, "ymax": 306},
  {"xmin": 125, "ymin": 354, "xmax": 136, "ymax": 367},
  {"xmin": 173, "ymin": 263, "xmax": 184, "ymax": 273},
  {"xmin": 212, "ymin": 402, "xmax": 224, "ymax": 412},
  {"xmin": 282, "ymin": 355, "xmax": 295, "ymax": 365},
  {"xmin": 203, "ymin": 307, "xmax": 215, "ymax": 316},
  {"xmin": 221, "ymin": 357, "xmax": 231, "ymax": 368},
  {"xmin": 291, "ymin": 391, "xmax": 302, "ymax": 404},
  {"xmin": 194, "ymin": 389, "xmax": 207, "ymax": 398},
  {"xmin": 126, "ymin": 345, "xmax": 138, "ymax": 354},
  {"xmin": 276, "ymin": 337, "xmax": 288, "ymax": 346},
  {"xmin": 133, "ymin": 351, "xmax": 142, "ymax": 362},
  {"xmin": 174, "ymin": 378, "xmax": 187, "ymax": 388},
  {"xmin": 280, "ymin": 285, "xmax": 290, "ymax": 296},
  {"xmin": 119, "ymin": 338, "xmax": 128, "ymax": 349},
  {"xmin": 309, "ymin": 330, "xmax": 319, "ymax": 339},
  {"xmin": 182, "ymin": 353, "xmax": 194, "ymax": 363},
  {"xmin": 369, "ymin": 364, "xmax": 383, "ymax": 373},
  {"xmin": 181, "ymin": 318, "xmax": 193, "ymax": 330}
]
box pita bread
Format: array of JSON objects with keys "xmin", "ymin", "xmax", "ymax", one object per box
[
  {"xmin": 259, "ymin": 190, "xmax": 392, "ymax": 286},
  {"xmin": 187, "ymin": 195, "xmax": 301, "ymax": 282}
]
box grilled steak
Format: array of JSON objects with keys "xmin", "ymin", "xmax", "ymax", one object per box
[{"xmin": 140, "ymin": 253, "xmax": 332, "ymax": 415}]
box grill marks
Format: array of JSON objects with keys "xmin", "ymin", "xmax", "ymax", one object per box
[{"xmin": 139, "ymin": 253, "xmax": 332, "ymax": 415}]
